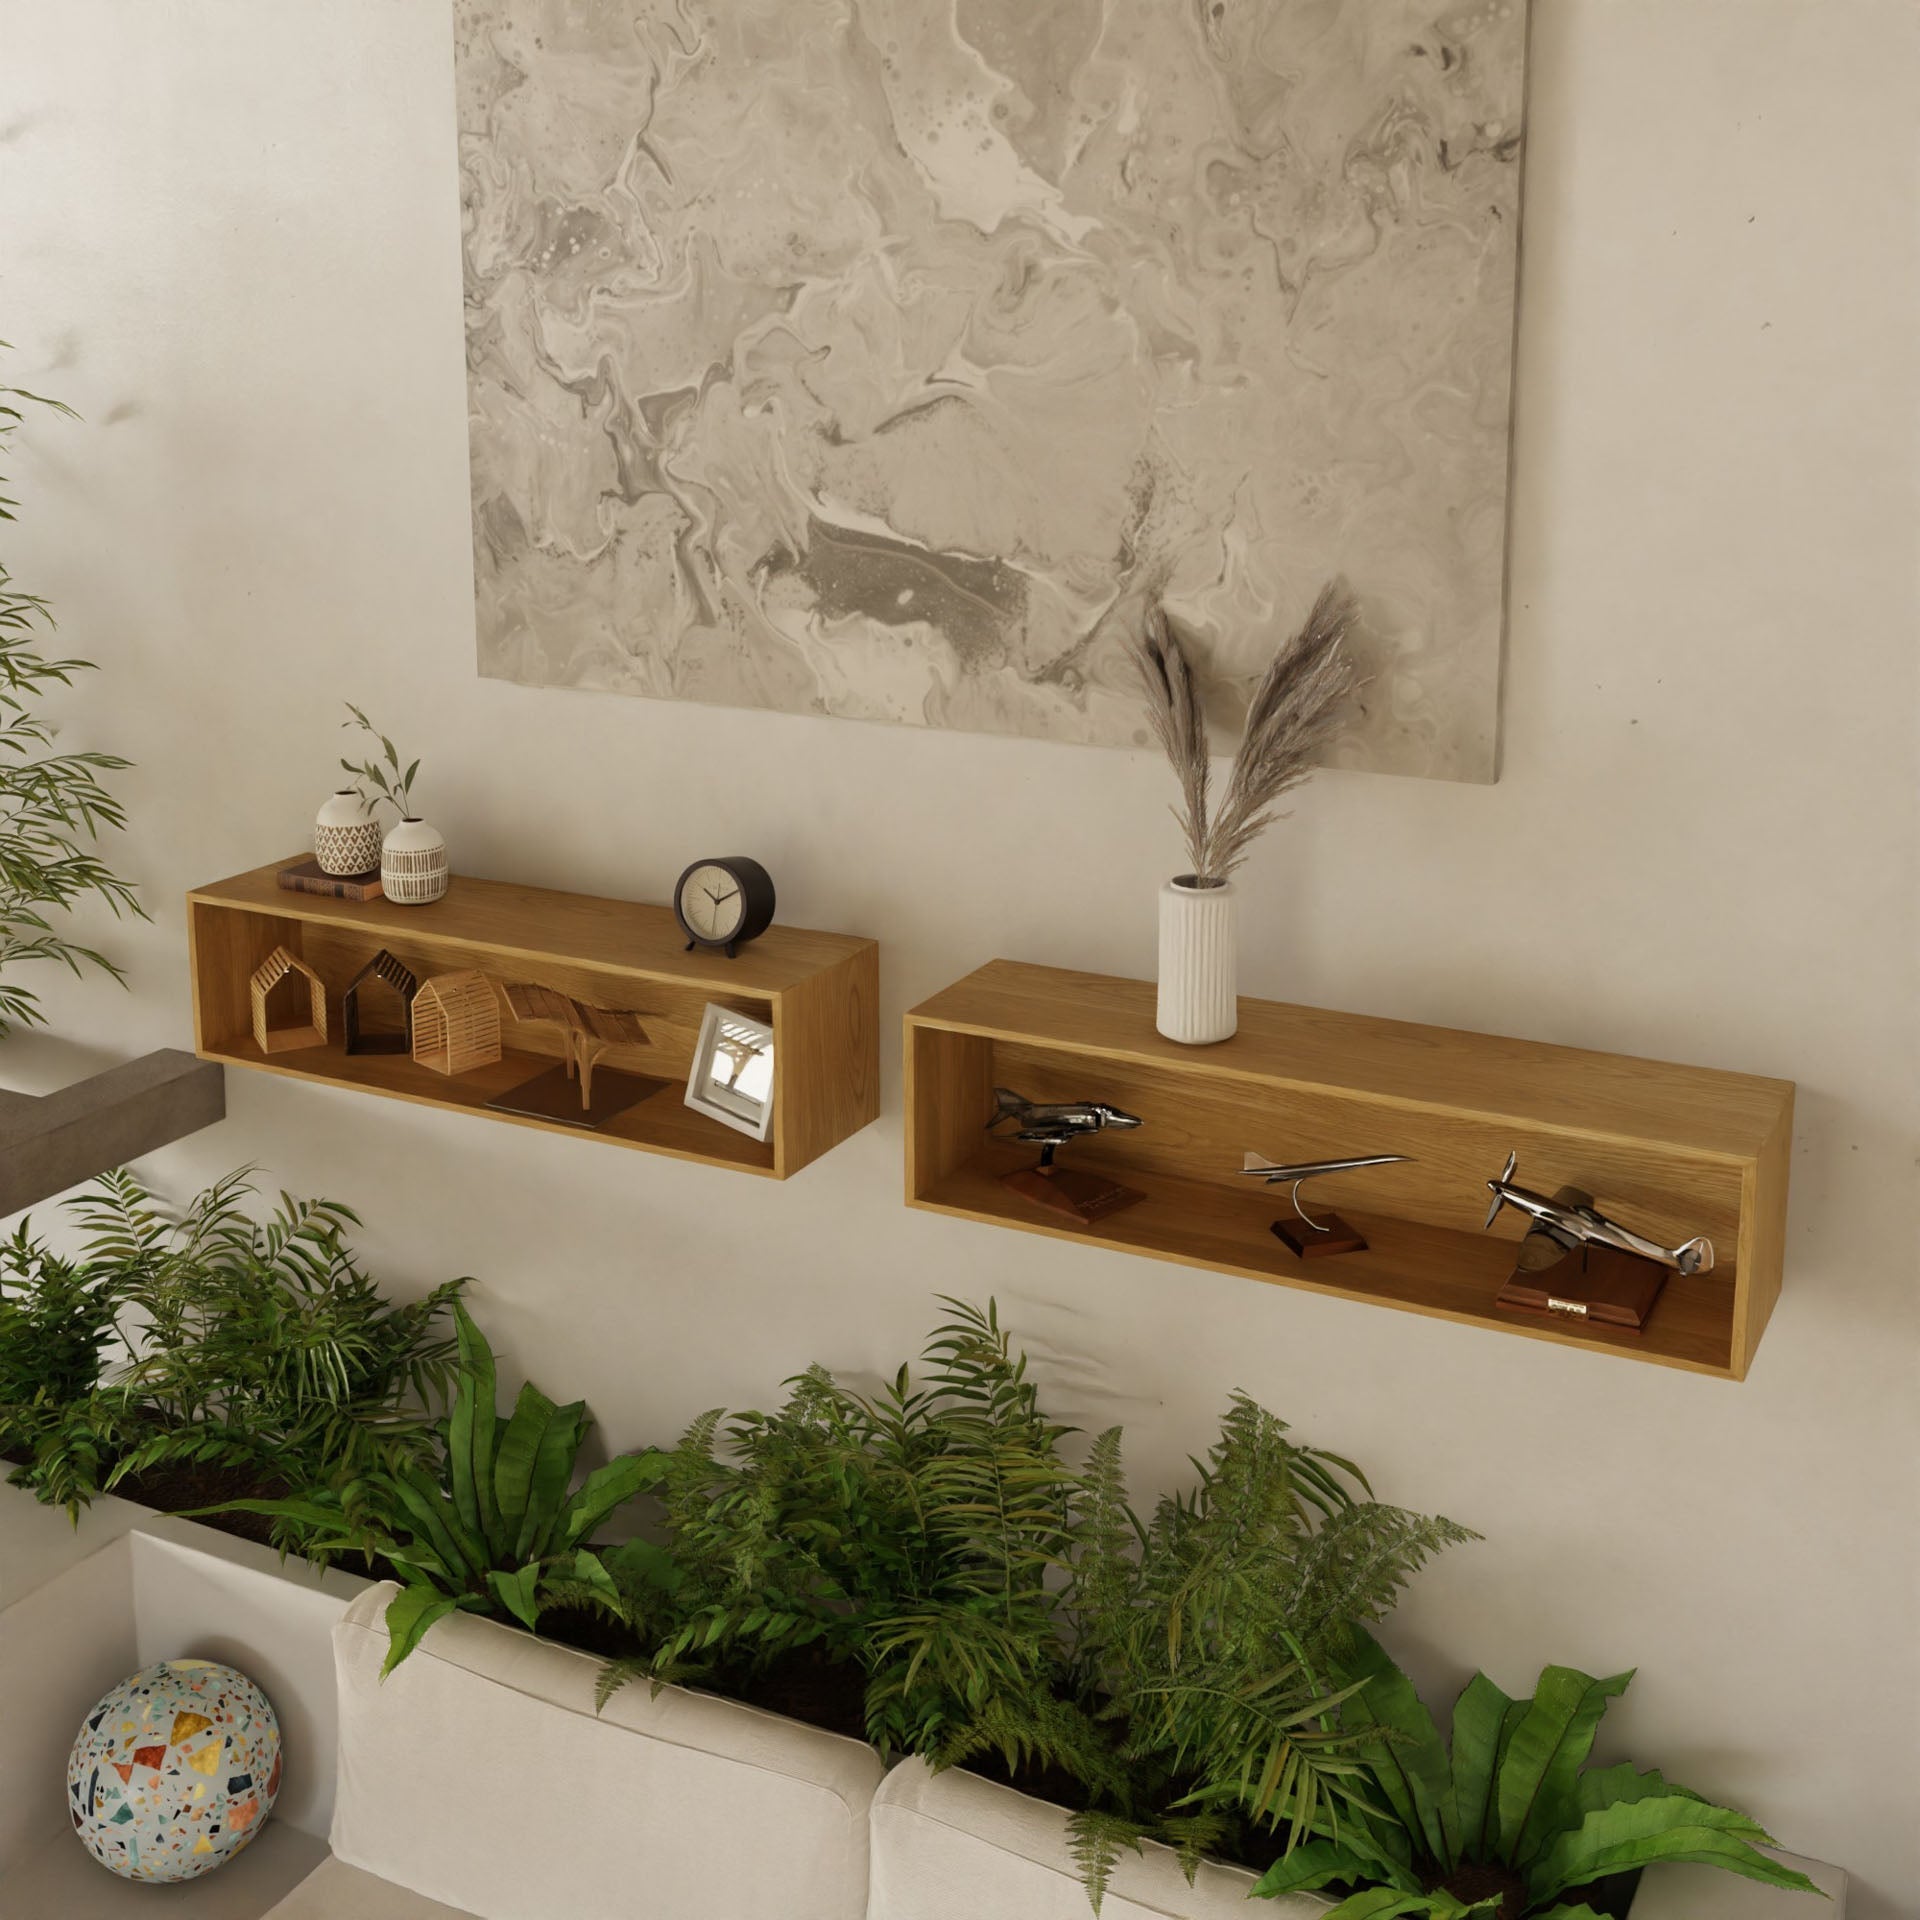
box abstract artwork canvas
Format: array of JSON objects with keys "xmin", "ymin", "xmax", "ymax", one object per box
[{"xmin": 455, "ymin": 0, "xmax": 1528, "ymax": 780}]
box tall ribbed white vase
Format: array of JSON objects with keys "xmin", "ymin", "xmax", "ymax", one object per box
[
  {"xmin": 381, "ymin": 817, "xmax": 449, "ymax": 905},
  {"xmin": 1157, "ymin": 876, "xmax": 1238, "ymax": 1044}
]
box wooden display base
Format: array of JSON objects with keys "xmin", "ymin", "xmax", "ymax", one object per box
[
  {"xmin": 259, "ymin": 1024, "xmax": 325, "ymax": 1056},
  {"xmin": 343, "ymin": 1030, "xmax": 409, "ymax": 1058},
  {"xmin": 485, "ymin": 1062, "xmax": 670, "ymax": 1132},
  {"xmin": 1271, "ymin": 1211, "xmax": 1366, "ymax": 1259},
  {"xmin": 1001, "ymin": 1162, "xmax": 1145, "ymax": 1226}
]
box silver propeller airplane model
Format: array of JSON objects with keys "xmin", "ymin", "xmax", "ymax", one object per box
[
  {"xmin": 1483, "ymin": 1152, "xmax": 1715, "ymax": 1275},
  {"xmin": 1239, "ymin": 1151, "xmax": 1411, "ymax": 1232}
]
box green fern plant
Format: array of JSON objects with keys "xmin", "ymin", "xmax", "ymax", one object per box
[
  {"xmin": 0, "ymin": 348, "xmax": 143, "ymax": 1036},
  {"xmin": 205, "ymin": 1302, "xmax": 663, "ymax": 1671},
  {"xmin": 1250, "ymin": 1631, "xmax": 1823, "ymax": 1917},
  {"xmin": 605, "ymin": 1299, "xmax": 1118, "ymax": 1793},
  {"xmin": 0, "ymin": 1218, "xmax": 126, "ymax": 1516},
  {"xmin": 1062, "ymin": 1399, "xmax": 1477, "ymax": 1902},
  {"xmin": 75, "ymin": 1168, "xmax": 465, "ymax": 1490}
]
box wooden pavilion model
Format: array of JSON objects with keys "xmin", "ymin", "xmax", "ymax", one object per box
[{"xmin": 502, "ymin": 984, "xmax": 650, "ymax": 1109}]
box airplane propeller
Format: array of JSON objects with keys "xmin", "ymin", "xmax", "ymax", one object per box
[{"xmin": 1483, "ymin": 1150, "xmax": 1518, "ymax": 1231}]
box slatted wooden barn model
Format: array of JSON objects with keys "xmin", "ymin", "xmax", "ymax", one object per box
[{"xmin": 410, "ymin": 970, "xmax": 501, "ymax": 1077}]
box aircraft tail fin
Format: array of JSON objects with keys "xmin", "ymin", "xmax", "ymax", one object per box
[
  {"xmin": 1242, "ymin": 1151, "xmax": 1281, "ymax": 1174},
  {"xmin": 989, "ymin": 1087, "xmax": 1028, "ymax": 1124}
]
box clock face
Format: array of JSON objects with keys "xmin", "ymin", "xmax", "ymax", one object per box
[{"xmin": 679, "ymin": 862, "xmax": 747, "ymax": 944}]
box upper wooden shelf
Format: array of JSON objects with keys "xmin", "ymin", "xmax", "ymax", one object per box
[
  {"xmin": 905, "ymin": 961, "xmax": 1794, "ymax": 1379},
  {"xmin": 189, "ymin": 859, "xmax": 878, "ymax": 1178}
]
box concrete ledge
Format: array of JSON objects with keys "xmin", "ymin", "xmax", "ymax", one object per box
[{"xmin": 0, "ymin": 1048, "xmax": 225, "ymax": 1215}]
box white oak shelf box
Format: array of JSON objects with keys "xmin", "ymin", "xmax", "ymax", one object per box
[
  {"xmin": 905, "ymin": 961, "xmax": 1794, "ymax": 1380},
  {"xmin": 189, "ymin": 859, "xmax": 880, "ymax": 1178}
]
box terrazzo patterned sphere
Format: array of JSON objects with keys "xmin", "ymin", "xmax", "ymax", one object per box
[{"xmin": 67, "ymin": 1658, "xmax": 282, "ymax": 1883}]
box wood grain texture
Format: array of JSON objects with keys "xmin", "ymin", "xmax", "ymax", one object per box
[
  {"xmin": 773, "ymin": 943, "xmax": 880, "ymax": 1178},
  {"xmin": 189, "ymin": 865, "xmax": 880, "ymax": 1179},
  {"xmin": 905, "ymin": 962, "xmax": 1797, "ymax": 1379},
  {"xmin": 1730, "ymin": 1088, "xmax": 1795, "ymax": 1380},
  {"xmin": 911, "ymin": 960, "xmax": 1791, "ymax": 1158},
  {"xmin": 920, "ymin": 1147, "xmax": 1739, "ymax": 1377},
  {"xmin": 192, "ymin": 859, "xmax": 869, "ymax": 993},
  {"xmin": 904, "ymin": 1027, "xmax": 995, "ymax": 1201}
]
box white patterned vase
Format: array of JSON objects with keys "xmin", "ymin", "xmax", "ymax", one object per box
[
  {"xmin": 381, "ymin": 817, "xmax": 449, "ymax": 905},
  {"xmin": 313, "ymin": 790, "xmax": 383, "ymax": 877},
  {"xmin": 1157, "ymin": 875, "xmax": 1237, "ymax": 1045}
]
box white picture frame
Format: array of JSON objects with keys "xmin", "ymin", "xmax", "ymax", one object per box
[{"xmin": 684, "ymin": 1003, "xmax": 776, "ymax": 1142}]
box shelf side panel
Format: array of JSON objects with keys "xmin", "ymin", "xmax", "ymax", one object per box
[
  {"xmin": 1731, "ymin": 1089, "xmax": 1794, "ymax": 1378},
  {"xmin": 191, "ymin": 901, "xmax": 308, "ymax": 1053},
  {"xmin": 774, "ymin": 945, "xmax": 880, "ymax": 1177},
  {"xmin": 906, "ymin": 1021, "xmax": 995, "ymax": 1201}
]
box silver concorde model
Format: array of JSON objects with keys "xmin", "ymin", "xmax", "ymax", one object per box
[
  {"xmin": 1238, "ymin": 1151, "xmax": 1412, "ymax": 1231},
  {"xmin": 988, "ymin": 1088, "xmax": 1143, "ymax": 1148},
  {"xmin": 1482, "ymin": 1152, "xmax": 1715, "ymax": 1275}
]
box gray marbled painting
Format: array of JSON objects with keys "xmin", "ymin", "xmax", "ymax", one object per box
[{"xmin": 456, "ymin": 0, "xmax": 1528, "ymax": 780}]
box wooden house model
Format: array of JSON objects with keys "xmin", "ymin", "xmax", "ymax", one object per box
[
  {"xmin": 343, "ymin": 949, "xmax": 419, "ymax": 1057},
  {"xmin": 411, "ymin": 970, "xmax": 501, "ymax": 1077},
  {"xmin": 250, "ymin": 946, "xmax": 328, "ymax": 1054}
]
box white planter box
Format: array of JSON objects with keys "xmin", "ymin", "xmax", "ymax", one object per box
[{"xmin": 0, "ymin": 1484, "xmax": 1848, "ymax": 1920}]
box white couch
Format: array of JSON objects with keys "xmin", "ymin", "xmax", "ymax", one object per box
[{"xmin": 0, "ymin": 1495, "xmax": 1847, "ymax": 1920}]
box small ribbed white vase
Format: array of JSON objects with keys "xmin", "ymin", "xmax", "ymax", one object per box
[
  {"xmin": 1157, "ymin": 875, "xmax": 1237, "ymax": 1045},
  {"xmin": 381, "ymin": 817, "xmax": 449, "ymax": 905},
  {"xmin": 313, "ymin": 790, "xmax": 383, "ymax": 877}
]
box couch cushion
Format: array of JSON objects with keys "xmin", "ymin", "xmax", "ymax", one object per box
[
  {"xmin": 331, "ymin": 1583, "xmax": 882, "ymax": 1920},
  {"xmin": 265, "ymin": 1855, "xmax": 478, "ymax": 1918},
  {"xmin": 867, "ymin": 1757, "xmax": 1332, "ymax": 1920}
]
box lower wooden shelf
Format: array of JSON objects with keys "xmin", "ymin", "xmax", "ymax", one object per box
[
  {"xmin": 200, "ymin": 1031, "xmax": 776, "ymax": 1174},
  {"xmin": 919, "ymin": 1142, "xmax": 1738, "ymax": 1375}
]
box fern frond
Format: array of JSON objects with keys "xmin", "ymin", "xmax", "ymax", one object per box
[{"xmin": 1066, "ymin": 1809, "xmax": 1150, "ymax": 1914}]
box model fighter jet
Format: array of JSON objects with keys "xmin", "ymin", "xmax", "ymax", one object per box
[
  {"xmin": 1483, "ymin": 1151, "xmax": 1715, "ymax": 1275},
  {"xmin": 988, "ymin": 1088, "xmax": 1142, "ymax": 1158}
]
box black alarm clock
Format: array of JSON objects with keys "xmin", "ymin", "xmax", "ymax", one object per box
[{"xmin": 673, "ymin": 856, "xmax": 776, "ymax": 958}]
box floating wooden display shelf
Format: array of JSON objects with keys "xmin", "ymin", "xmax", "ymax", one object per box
[
  {"xmin": 189, "ymin": 859, "xmax": 878, "ymax": 1178},
  {"xmin": 905, "ymin": 962, "xmax": 1793, "ymax": 1379}
]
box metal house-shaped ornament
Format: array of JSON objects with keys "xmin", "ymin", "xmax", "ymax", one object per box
[
  {"xmin": 249, "ymin": 947, "xmax": 328, "ymax": 1054},
  {"xmin": 343, "ymin": 949, "xmax": 419, "ymax": 1057},
  {"xmin": 410, "ymin": 970, "xmax": 501, "ymax": 1077}
]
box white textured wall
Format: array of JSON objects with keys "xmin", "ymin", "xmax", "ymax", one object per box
[{"xmin": 1, "ymin": 1, "xmax": 1914, "ymax": 1906}]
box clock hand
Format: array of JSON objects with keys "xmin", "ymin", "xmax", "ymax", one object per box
[{"xmin": 712, "ymin": 888, "xmax": 740, "ymax": 908}]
